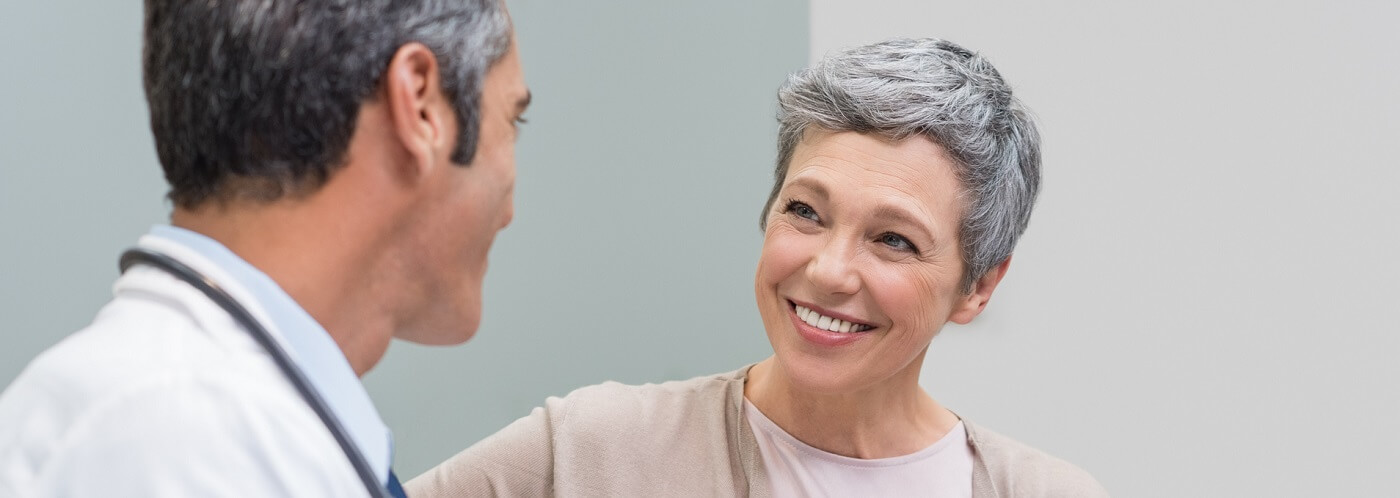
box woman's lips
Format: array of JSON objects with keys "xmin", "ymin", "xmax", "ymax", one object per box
[
  {"xmin": 787, "ymin": 300, "xmax": 875, "ymax": 347},
  {"xmin": 793, "ymin": 303, "xmax": 874, "ymax": 333}
]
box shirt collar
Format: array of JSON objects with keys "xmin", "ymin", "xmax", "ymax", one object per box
[{"xmin": 144, "ymin": 225, "xmax": 394, "ymax": 482}]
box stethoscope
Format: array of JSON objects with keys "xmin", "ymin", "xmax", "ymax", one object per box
[{"xmin": 119, "ymin": 248, "xmax": 395, "ymax": 498}]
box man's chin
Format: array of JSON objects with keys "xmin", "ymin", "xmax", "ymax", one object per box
[{"xmin": 395, "ymin": 315, "xmax": 481, "ymax": 346}]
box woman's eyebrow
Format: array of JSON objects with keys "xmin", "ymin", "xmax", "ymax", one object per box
[
  {"xmin": 871, "ymin": 204, "xmax": 939, "ymax": 242},
  {"xmin": 784, "ymin": 176, "xmax": 830, "ymax": 200}
]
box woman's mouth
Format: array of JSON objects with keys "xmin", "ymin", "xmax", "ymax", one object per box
[
  {"xmin": 793, "ymin": 304, "xmax": 875, "ymax": 333},
  {"xmin": 786, "ymin": 300, "xmax": 876, "ymax": 348}
]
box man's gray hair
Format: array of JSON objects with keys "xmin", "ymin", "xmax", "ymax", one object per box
[
  {"xmin": 144, "ymin": 0, "xmax": 512, "ymax": 207},
  {"xmin": 762, "ymin": 38, "xmax": 1041, "ymax": 292}
]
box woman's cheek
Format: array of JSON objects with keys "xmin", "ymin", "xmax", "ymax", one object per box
[
  {"xmin": 868, "ymin": 266, "xmax": 944, "ymax": 336},
  {"xmin": 759, "ymin": 225, "xmax": 814, "ymax": 287}
]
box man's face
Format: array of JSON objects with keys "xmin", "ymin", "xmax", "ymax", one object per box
[{"xmin": 399, "ymin": 36, "xmax": 530, "ymax": 345}]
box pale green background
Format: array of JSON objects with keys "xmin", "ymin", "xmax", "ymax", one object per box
[
  {"xmin": 366, "ymin": 0, "xmax": 807, "ymax": 476},
  {"xmin": 0, "ymin": 0, "xmax": 806, "ymax": 478}
]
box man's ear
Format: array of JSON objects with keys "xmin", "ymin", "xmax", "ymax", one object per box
[
  {"xmin": 382, "ymin": 42, "xmax": 451, "ymax": 179},
  {"xmin": 949, "ymin": 256, "xmax": 1012, "ymax": 325}
]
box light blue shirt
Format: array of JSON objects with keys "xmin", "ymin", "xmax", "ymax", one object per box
[{"xmin": 149, "ymin": 225, "xmax": 394, "ymax": 486}]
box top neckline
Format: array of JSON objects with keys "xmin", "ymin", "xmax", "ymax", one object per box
[{"xmin": 741, "ymin": 397, "xmax": 967, "ymax": 468}]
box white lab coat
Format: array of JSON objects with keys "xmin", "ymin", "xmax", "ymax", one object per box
[{"xmin": 0, "ymin": 234, "xmax": 370, "ymax": 497}]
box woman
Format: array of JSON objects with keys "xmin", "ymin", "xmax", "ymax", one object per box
[{"xmin": 408, "ymin": 38, "xmax": 1107, "ymax": 497}]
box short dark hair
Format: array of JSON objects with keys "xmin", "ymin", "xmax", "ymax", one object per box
[{"xmin": 143, "ymin": 0, "xmax": 512, "ymax": 208}]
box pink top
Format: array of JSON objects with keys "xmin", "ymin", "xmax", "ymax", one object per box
[{"xmin": 744, "ymin": 399, "xmax": 974, "ymax": 498}]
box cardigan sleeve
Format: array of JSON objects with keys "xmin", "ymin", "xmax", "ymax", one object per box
[
  {"xmin": 405, "ymin": 372, "xmax": 753, "ymax": 497},
  {"xmin": 964, "ymin": 421, "xmax": 1110, "ymax": 498},
  {"xmin": 406, "ymin": 404, "xmax": 558, "ymax": 498}
]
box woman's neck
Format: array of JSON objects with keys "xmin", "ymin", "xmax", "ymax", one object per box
[{"xmin": 742, "ymin": 356, "xmax": 960, "ymax": 459}]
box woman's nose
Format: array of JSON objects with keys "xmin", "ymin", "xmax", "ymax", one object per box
[{"xmin": 805, "ymin": 237, "xmax": 861, "ymax": 296}]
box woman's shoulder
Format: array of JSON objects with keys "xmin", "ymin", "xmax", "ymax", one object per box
[
  {"xmin": 534, "ymin": 367, "xmax": 753, "ymax": 495},
  {"xmin": 550, "ymin": 367, "xmax": 746, "ymax": 428},
  {"xmin": 406, "ymin": 368, "xmax": 755, "ymax": 497},
  {"xmin": 964, "ymin": 421, "xmax": 1110, "ymax": 498}
]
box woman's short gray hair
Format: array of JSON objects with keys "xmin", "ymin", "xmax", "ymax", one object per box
[{"xmin": 762, "ymin": 38, "xmax": 1041, "ymax": 293}]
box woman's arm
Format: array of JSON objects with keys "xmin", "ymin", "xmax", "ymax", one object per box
[
  {"xmin": 406, "ymin": 406, "xmax": 557, "ymax": 497},
  {"xmin": 406, "ymin": 374, "xmax": 750, "ymax": 497}
]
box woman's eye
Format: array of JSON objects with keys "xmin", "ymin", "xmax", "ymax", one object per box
[
  {"xmin": 879, "ymin": 232, "xmax": 917, "ymax": 252},
  {"xmin": 784, "ymin": 200, "xmax": 820, "ymax": 222}
]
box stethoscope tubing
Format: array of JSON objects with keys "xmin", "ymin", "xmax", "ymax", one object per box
[{"xmin": 119, "ymin": 248, "xmax": 391, "ymax": 498}]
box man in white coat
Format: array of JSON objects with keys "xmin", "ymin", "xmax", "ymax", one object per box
[{"xmin": 0, "ymin": 0, "xmax": 530, "ymax": 496}]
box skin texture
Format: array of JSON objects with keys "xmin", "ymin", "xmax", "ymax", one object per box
[
  {"xmin": 745, "ymin": 129, "xmax": 1010, "ymax": 459},
  {"xmin": 172, "ymin": 33, "xmax": 531, "ymax": 376}
]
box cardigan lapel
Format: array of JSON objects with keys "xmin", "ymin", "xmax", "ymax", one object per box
[
  {"xmin": 728, "ymin": 364, "xmax": 994, "ymax": 497},
  {"xmin": 727, "ymin": 365, "xmax": 771, "ymax": 498},
  {"xmin": 965, "ymin": 421, "xmax": 1000, "ymax": 498}
]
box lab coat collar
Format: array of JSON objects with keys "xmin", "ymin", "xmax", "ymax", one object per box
[{"xmin": 123, "ymin": 225, "xmax": 394, "ymax": 484}]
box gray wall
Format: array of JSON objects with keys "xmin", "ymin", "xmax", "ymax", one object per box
[
  {"xmin": 811, "ymin": 1, "xmax": 1399, "ymax": 496},
  {"xmin": 0, "ymin": 0, "xmax": 808, "ymax": 480}
]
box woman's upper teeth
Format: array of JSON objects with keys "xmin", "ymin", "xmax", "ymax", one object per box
[{"xmin": 795, "ymin": 305, "xmax": 872, "ymax": 333}]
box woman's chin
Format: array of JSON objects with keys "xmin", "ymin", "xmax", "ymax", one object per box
[{"xmin": 771, "ymin": 351, "xmax": 873, "ymax": 396}]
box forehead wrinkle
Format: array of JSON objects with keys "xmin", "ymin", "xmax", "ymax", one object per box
[{"xmin": 795, "ymin": 135, "xmax": 960, "ymax": 199}]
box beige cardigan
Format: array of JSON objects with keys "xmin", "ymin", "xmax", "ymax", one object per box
[{"xmin": 408, "ymin": 366, "xmax": 1108, "ymax": 497}]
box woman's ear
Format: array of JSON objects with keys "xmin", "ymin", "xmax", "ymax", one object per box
[
  {"xmin": 381, "ymin": 42, "xmax": 451, "ymax": 180},
  {"xmin": 949, "ymin": 256, "xmax": 1012, "ymax": 325}
]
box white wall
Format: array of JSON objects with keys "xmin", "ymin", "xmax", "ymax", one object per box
[{"xmin": 810, "ymin": 1, "xmax": 1399, "ymax": 496}]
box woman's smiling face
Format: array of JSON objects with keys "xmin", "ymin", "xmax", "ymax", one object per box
[{"xmin": 755, "ymin": 129, "xmax": 1002, "ymax": 394}]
